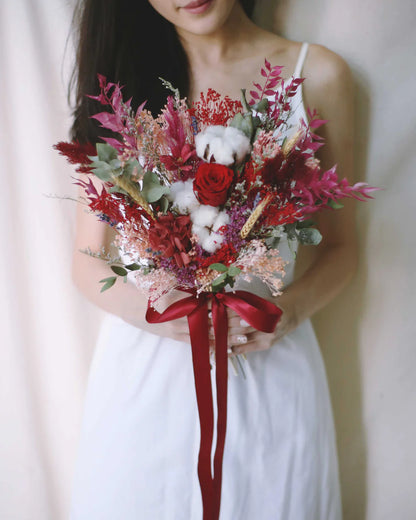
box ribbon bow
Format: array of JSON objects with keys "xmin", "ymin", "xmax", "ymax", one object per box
[{"xmin": 146, "ymin": 290, "xmax": 282, "ymax": 520}]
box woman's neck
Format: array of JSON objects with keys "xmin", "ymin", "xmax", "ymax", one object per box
[{"xmin": 176, "ymin": 3, "xmax": 261, "ymax": 68}]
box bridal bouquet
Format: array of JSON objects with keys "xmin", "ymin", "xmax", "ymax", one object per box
[{"xmin": 55, "ymin": 61, "xmax": 375, "ymax": 519}]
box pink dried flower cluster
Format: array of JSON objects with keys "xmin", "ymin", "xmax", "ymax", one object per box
[
  {"xmin": 236, "ymin": 240, "xmax": 287, "ymax": 296},
  {"xmin": 252, "ymin": 130, "xmax": 282, "ymax": 164},
  {"xmin": 134, "ymin": 268, "xmax": 178, "ymax": 309}
]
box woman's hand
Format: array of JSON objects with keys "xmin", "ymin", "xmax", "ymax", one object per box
[{"xmin": 207, "ymin": 302, "xmax": 299, "ymax": 356}]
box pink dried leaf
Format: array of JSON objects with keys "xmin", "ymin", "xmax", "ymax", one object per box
[
  {"xmin": 91, "ymin": 112, "xmax": 124, "ymax": 133},
  {"xmin": 100, "ymin": 137, "xmax": 124, "ymax": 151},
  {"xmin": 309, "ymin": 118, "xmax": 328, "ymax": 129},
  {"xmin": 266, "ymin": 78, "xmax": 280, "ymax": 88}
]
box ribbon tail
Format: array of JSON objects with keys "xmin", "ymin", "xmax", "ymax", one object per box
[
  {"xmin": 211, "ymin": 299, "xmax": 229, "ymax": 520},
  {"xmin": 188, "ymin": 304, "xmax": 215, "ymax": 520}
]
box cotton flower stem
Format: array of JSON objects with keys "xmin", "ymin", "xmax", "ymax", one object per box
[
  {"xmin": 112, "ymin": 175, "xmax": 155, "ymax": 220},
  {"xmin": 240, "ymin": 193, "xmax": 273, "ymax": 239}
]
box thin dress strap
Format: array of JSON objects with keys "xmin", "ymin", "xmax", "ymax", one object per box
[{"xmin": 293, "ymin": 42, "xmax": 309, "ymax": 78}]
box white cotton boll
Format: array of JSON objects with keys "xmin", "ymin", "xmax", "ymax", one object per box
[
  {"xmin": 169, "ymin": 181, "xmax": 185, "ymax": 199},
  {"xmin": 212, "ymin": 211, "xmax": 230, "ymax": 232},
  {"xmin": 195, "ymin": 125, "xmax": 251, "ymax": 166},
  {"xmin": 201, "ymin": 232, "xmax": 224, "ymax": 254},
  {"xmin": 224, "ymin": 127, "xmax": 251, "ymax": 163},
  {"xmin": 195, "ymin": 126, "xmax": 226, "ymax": 162},
  {"xmin": 174, "ymin": 190, "xmax": 199, "ymax": 214},
  {"xmin": 192, "ymin": 224, "xmax": 210, "ymax": 244},
  {"xmin": 169, "ymin": 180, "xmax": 199, "ymax": 213},
  {"xmin": 191, "ymin": 204, "xmax": 219, "ymax": 228},
  {"xmin": 209, "ymin": 137, "xmax": 234, "ymax": 165},
  {"xmin": 195, "ymin": 133, "xmax": 209, "ymax": 161}
]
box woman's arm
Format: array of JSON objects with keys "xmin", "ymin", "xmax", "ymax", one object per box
[
  {"xmin": 72, "ymin": 187, "xmax": 191, "ymax": 343},
  {"xmin": 232, "ymin": 46, "xmax": 358, "ymax": 353}
]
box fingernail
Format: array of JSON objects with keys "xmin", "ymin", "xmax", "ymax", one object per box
[{"xmin": 240, "ymin": 319, "xmax": 249, "ymax": 327}]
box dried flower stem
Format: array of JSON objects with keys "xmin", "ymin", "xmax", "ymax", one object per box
[
  {"xmin": 240, "ymin": 193, "xmax": 273, "ymax": 239},
  {"xmin": 112, "ymin": 175, "xmax": 155, "ymax": 220}
]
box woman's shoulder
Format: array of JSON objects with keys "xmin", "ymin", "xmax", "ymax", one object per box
[
  {"xmin": 301, "ymin": 43, "xmax": 353, "ymax": 113},
  {"xmin": 304, "ymin": 43, "xmax": 351, "ymax": 86},
  {"xmin": 257, "ymin": 32, "xmax": 351, "ymax": 89}
]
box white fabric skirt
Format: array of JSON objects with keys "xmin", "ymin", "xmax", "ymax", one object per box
[{"xmin": 69, "ymin": 312, "xmax": 342, "ymax": 520}]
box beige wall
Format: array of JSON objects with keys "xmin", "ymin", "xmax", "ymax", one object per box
[{"xmin": 254, "ymin": 1, "xmax": 416, "ymax": 518}]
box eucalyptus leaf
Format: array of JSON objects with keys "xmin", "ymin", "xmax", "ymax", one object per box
[
  {"xmin": 252, "ymin": 116, "xmax": 261, "ymax": 130},
  {"xmin": 228, "ymin": 265, "xmax": 241, "ymax": 277},
  {"xmin": 124, "ymin": 159, "xmax": 142, "ymax": 178},
  {"xmin": 284, "ymin": 223, "xmax": 298, "ymax": 241},
  {"xmin": 159, "ymin": 195, "xmax": 169, "ymax": 214},
  {"xmin": 252, "ymin": 98, "xmax": 269, "ymax": 113},
  {"xmin": 109, "ymin": 185, "xmax": 129, "ymax": 196},
  {"xmin": 143, "ymin": 170, "xmax": 160, "ymax": 185},
  {"xmin": 111, "ymin": 265, "xmax": 128, "ymax": 277},
  {"xmin": 297, "ymin": 228, "xmax": 323, "ymax": 246},
  {"xmin": 91, "ymin": 163, "xmax": 113, "ymax": 182},
  {"xmin": 212, "ymin": 273, "xmax": 227, "ymax": 286},
  {"xmin": 96, "ymin": 143, "xmax": 118, "ymax": 162},
  {"xmin": 238, "ymin": 115, "xmax": 255, "ymax": 139},
  {"xmin": 230, "ymin": 112, "xmax": 244, "ymax": 129},
  {"xmin": 143, "ymin": 184, "xmax": 170, "ymax": 203},
  {"xmin": 142, "ymin": 171, "xmax": 169, "ymax": 203},
  {"xmin": 125, "ymin": 263, "xmax": 141, "ymax": 271},
  {"xmin": 109, "ymin": 158, "xmax": 122, "ymax": 170},
  {"xmin": 99, "ymin": 276, "xmax": 117, "ymax": 292},
  {"xmin": 209, "ymin": 263, "xmax": 228, "ymax": 273}
]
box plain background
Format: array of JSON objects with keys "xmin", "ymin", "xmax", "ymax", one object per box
[{"xmin": 0, "ymin": 0, "xmax": 415, "ymax": 518}]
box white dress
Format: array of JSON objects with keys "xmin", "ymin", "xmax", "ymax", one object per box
[{"xmin": 69, "ymin": 43, "xmax": 342, "ymax": 520}]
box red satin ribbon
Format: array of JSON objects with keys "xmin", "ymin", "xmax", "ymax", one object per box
[{"xmin": 146, "ymin": 290, "xmax": 282, "ymax": 520}]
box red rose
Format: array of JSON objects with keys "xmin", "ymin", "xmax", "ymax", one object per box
[
  {"xmin": 148, "ymin": 214, "xmax": 192, "ymax": 268},
  {"xmin": 193, "ymin": 162, "xmax": 234, "ymax": 206}
]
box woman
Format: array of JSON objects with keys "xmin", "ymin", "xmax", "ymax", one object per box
[{"xmin": 69, "ymin": 1, "xmax": 356, "ymax": 518}]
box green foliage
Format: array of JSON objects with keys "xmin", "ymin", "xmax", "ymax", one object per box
[
  {"xmin": 142, "ymin": 171, "xmax": 170, "ymax": 203},
  {"xmin": 209, "ymin": 263, "xmax": 242, "ymax": 293},
  {"xmin": 229, "ymin": 89, "xmax": 263, "ymax": 141},
  {"xmin": 111, "ymin": 265, "xmax": 128, "ymax": 277},
  {"xmin": 123, "ymin": 158, "xmax": 143, "ymax": 177},
  {"xmin": 297, "ymin": 228, "xmax": 322, "ymax": 245},
  {"xmin": 125, "ymin": 263, "xmax": 141, "ymax": 271},
  {"xmin": 88, "ymin": 145, "xmax": 143, "ymax": 185},
  {"xmin": 251, "ymin": 98, "xmax": 269, "ymax": 113},
  {"xmin": 282, "ymin": 221, "xmax": 322, "ymax": 248},
  {"xmin": 99, "ymin": 276, "xmax": 117, "ymax": 292},
  {"xmin": 158, "ymin": 195, "xmax": 169, "ymax": 214},
  {"xmin": 209, "ymin": 263, "xmax": 228, "ymax": 273},
  {"xmin": 96, "ymin": 143, "xmax": 118, "ymax": 162},
  {"xmin": 327, "ymin": 199, "xmax": 344, "ymax": 210}
]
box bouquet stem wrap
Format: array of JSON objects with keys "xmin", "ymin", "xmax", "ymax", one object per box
[{"xmin": 146, "ymin": 290, "xmax": 282, "ymax": 520}]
